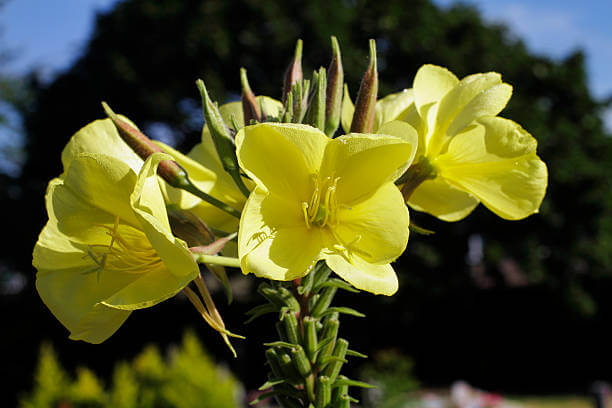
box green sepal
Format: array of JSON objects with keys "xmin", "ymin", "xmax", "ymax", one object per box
[{"xmin": 325, "ymin": 36, "xmax": 344, "ymax": 137}]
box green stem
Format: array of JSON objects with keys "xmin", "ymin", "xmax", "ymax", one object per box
[
  {"xmin": 179, "ymin": 177, "xmax": 242, "ymax": 219},
  {"xmin": 193, "ymin": 253, "xmax": 241, "ymax": 268}
]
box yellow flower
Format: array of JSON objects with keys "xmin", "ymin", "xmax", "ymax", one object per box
[
  {"xmin": 33, "ymin": 151, "xmax": 198, "ymax": 343},
  {"xmin": 349, "ymin": 65, "xmax": 548, "ymax": 221},
  {"xmin": 235, "ymin": 122, "xmax": 416, "ymax": 295},
  {"xmin": 178, "ymin": 96, "xmax": 283, "ymax": 233}
]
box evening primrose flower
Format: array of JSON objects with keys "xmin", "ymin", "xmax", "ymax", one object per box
[
  {"xmin": 348, "ymin": 65, "xmax": 547, "ymax": 221},
  {"xmin": 33, "ymin": 152, "xmax": 198, "ymax": 343},
  {"xmin": 236, "ymin": 122, "xmax": 417, "ymax": 295}
]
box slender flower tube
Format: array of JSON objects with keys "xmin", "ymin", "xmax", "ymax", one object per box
[
  {"xmin": 236, "ymin": 122, "xmax": 417, "ymax": 295},
  {"xmin": 33, "ymin": 152, "xmax": 198, "ymax": 343}
]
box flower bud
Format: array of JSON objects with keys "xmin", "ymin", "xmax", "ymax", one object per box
[
  {"xmin": 101, "ymin": 102, "xmax": 188, "ymax": 188},
  {"xmin": 282, "ymin": 39, "xmax": 303, "ymax": 105},
  {"xmin": 315, "ymin": 375, "xmax": 331, "ymax": 408},
  {"xmin": 325, "ymin": 36, "xmax": 344, "ymax": 137},
  {"xmin": 306, "ymin": 67, "xmax": 326, "ymax": 131},
  {"xmin": 322, "ymin": 338, "xmax": 348, "ymax": 382},
  {"xmin": 196, "ymin": 79, "xmax": 250, "ymax": 197},
  {"xmin": 240, "ymin": 68, "xmax": 261, "ymax": 124},
  {"xmin": 350, "ymin": 39, "xmax": 378, "ymax": 133}
]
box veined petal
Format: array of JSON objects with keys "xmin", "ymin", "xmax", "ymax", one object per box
[
  {"xmin": 324, "ymin": 254, "xmax": 398, "ymax": 296},
  {"xmin": 130, "ymin": 153, "xmax": 198, "ymax": 277},
  {"xmin": 61, "ymin": 118, "xmax": 144, "ymax": 175},
  {"xmin": 321, "ymin": 133, "xmax": 413, "ymax": 205},
  {"xmin": 413, "ymin": 64, "xmax": 459, "ymax": 149},
  {"xmin": 436, "ymin": 117, "xmax": 547, "ymax": 220},
  {"xmin": 34, "ymin": 221, "xmax": 136, "ymax": 342},
  {"xmin": 429, "ymin": 72, "xmax": 507, "ymax": 156},
  {"xmin": 236, "ymin": 123, "xmax": 328, "ymax": 201},
  {"xmin": 68, "ymin": 304, "xmax": 131, "ymax": 344},
  {"xmin": 60, "ymin": 153, "xmax": 140, "ymax": 228},
  {"xmin": 333, "ymin": 183, "xmax": 409, "ymax": 264},
  {"xmin": 238, "ymin": 188, "xmax": 322, "ymax": 280},
  {"xmin": 373, "ymin": 89, "xmax": 415, "ymax": 132},
  {"xmin": 46, "ymin": 178, "xmax": 118, "ymax": 245},
  {"xmin": 377, "ymin": 121, "xmax": 419, "ymax": 180},
  {"xmin": 408, "ymin": 177, "xmax": 479, "ymax": 221},
  {"xmin": 341, "ymin": 84, "xmax": 354, "ymax": 133}
]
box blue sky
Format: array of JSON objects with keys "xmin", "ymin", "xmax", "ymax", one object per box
[{"xmin": 1, "ymin": 0, "xmax": 611, "ymax": 175}]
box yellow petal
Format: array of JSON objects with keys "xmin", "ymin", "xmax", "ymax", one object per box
[
  {"xmin": 413, "ymin": 64, "xmax": 458, "ymax": 147},
  {"xmin": 236, "ymin": 123, "xmax": 328, "ymax": 201},
  {"xmin": 408, "ymin": 177, "xmax": 479, "ymax": 221},
  {"xmin": 97, "ymin": 153, "xmax": 200, "ymax": 310},
  {"xmin": 341, "ymin": 84, "xmax": 354, "ymax": 133},
  {"xmin": 60, "ymin": 153, "xmax": 140, "ymax": 229},
  {"xmin": 373, "ymin": 89, "xmax": 415, "ymax": 131},
  {"xmin": 429, "ymin": 72, "xmax": 510, "ymax": 156},
  {"xmin": 377, "ymin": 120, "xmax": 419, "ymax": 180},
  {"xmin": 324, "ymin": 254, "xmax": 398, "ymax": 296},
  {"xmin": 333, "ymin": 182, "xmax": 409, "ymax": 264},
  {"xmin": 130, "ymin": 153, "xmax": 199, "ymax": 278},
  {"xmin": 34, "ymin": 221, "xmax": 135, "ymax": 343},
  {"xmin": 436, "ymin": 117, "xmax": 547, "ymax": 220},
  {"xmin": 67, "ymin": 304, "xmax": 131, "ymax": 344},
  {"xmin": 238, "ymin": 188, "xmax": 322, "ymax": 280},
  {"xmin": 61, "ymin": 118, "xmax": 143, "ymax": 175},
  {"xmin": 321, "ymin": 133, "xmax": 413, "ymax": 205}
]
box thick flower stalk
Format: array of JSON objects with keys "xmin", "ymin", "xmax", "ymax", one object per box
[{"xmin": 236, "ymin": 122, "xmax": 416, "ymax": 296}]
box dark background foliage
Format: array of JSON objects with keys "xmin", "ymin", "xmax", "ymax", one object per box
[{"xmin": 2, "ymin": 0, "xmax": 612, "ymax": 405}]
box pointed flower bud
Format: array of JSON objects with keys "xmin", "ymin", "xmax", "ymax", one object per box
[
  {"xmin": 325, "ymin": 36, "xmax": 344, "ymax": 137},
  {"xmin": 282, "ymin": 39, "xmax": 303, "ymax": 105},
  {"xmin": 196, "ymin": 79, "xmax": 250, "ymax": 197},
  {"xmin": 306, "ymin": 67, "xmax": 326, "ymax": 131},
  {"xmin": 350, "ymin": 39, "xmax": 378, "ymax": 133},
  {"xmin": 101, "ymin": 102, "xmax": 188, "ymax": 188},
  {"xmin": 240, "ymin": 68, "xmax": 261, "ymax": 124}
]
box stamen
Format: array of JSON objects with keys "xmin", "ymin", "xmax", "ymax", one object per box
[
  {"xmin": 84, "ymin": 216, "xmax": 162, "ymax": 278},
  {"xmin": 302, "ymin": 202, "xmax": 311, "ymax": 229}
]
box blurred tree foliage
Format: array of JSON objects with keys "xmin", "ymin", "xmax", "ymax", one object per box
[
  {"xmin": 20, "ymin": 331, "xmax": 242, "ymax": 408},
  {"xmin": 4, "ymin": 0, "xmax": 612, "ymax": 401}
]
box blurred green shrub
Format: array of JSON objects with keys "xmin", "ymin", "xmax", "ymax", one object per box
[
  {"xmin": 360, "ymin": 349, "xmax": 420, "ymax": 408},
  {"xmin": 20, "ymin": 332, "xmax": 242, "ymax": 408}
]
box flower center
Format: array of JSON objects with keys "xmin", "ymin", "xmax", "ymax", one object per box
[
  {"xmin": 302, "ymin": 175, "xmax": 340, "ymax": 229},
  {"xmin": 84, "ymin": 216, "xmax": 163, "ymax": 279}
]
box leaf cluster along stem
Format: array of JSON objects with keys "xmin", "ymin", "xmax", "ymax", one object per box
[{"xmin": 247, "ymin": 263, "xmax": 372, "ymax": 407}]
